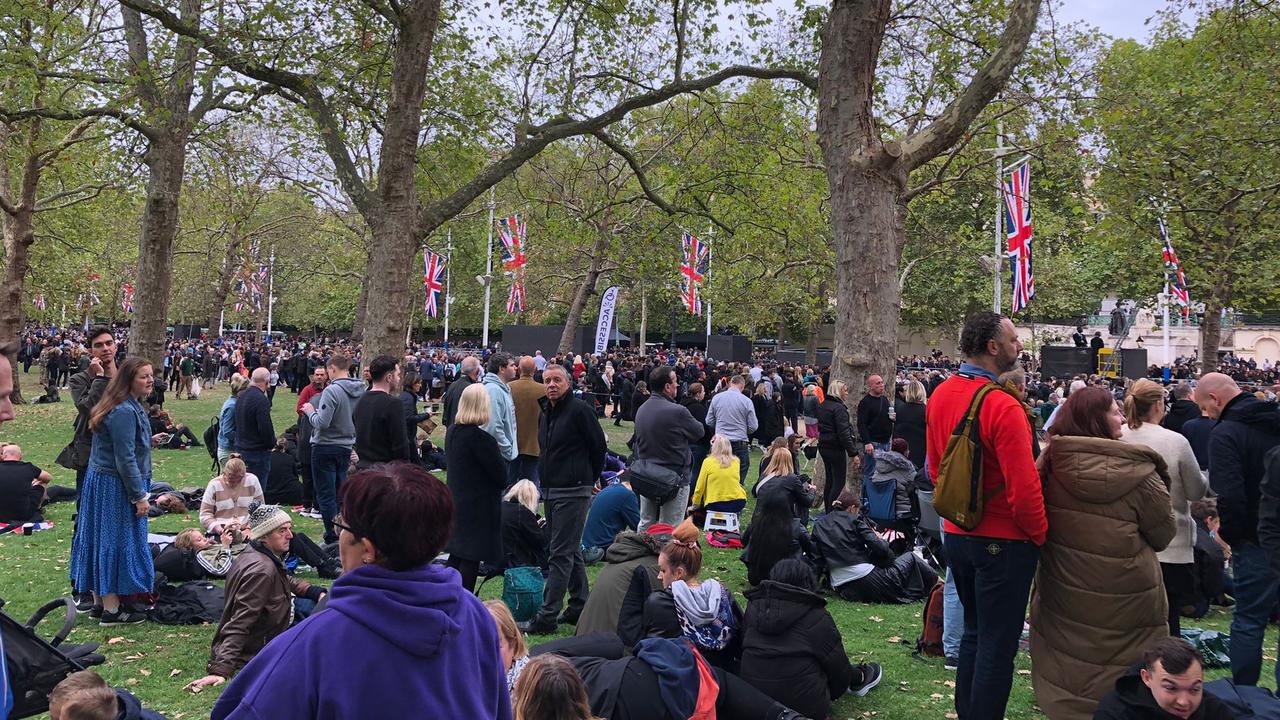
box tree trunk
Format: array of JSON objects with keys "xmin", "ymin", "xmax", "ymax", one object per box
[
  {"xmin": 805, "ymin": 315, "xmax": 820, "ymax": 366},
  {"xmin": 777, "ymin": 317, "xmax": 788, "ymax": 349},
  {"xmin": 207, "ymin": 234, "xmax": 245, "ymax": 333},
  {"xmin": 557, "ymin": 231, "xmax": 609, "ymax": 355},
  {"xmin": 1199, "ymin": 300, "xmax": 1222, "ymax": 374},
  {"xmin": 357, "ymin": 5, "xmax": 441, "ymax": 360},
  {"xmin": 131, "ymin": 134, "xmax": 189, "ymax": 366},
  {"xmin": 0, "ymin": 209, "xmax": 34, "ymax": 405},
  {"xmin": 352, "ymin": 265, "xmax": 371, "ymax": 341}
]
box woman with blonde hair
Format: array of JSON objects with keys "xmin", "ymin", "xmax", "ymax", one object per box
[
  {"xmin": 444, "ymin": 383, "xmax": 506, "ymax": 592},
  {"xmin": 1120, "ymin": 378, "xmax": 1207, "ymax": 635},
  {"xmin": 754, "ymin": 445, "xmax": 817, "ymax": 523},
  {"xmin": 217, "ymin": 373, "xmax": 249, "ymax": 469},
  {"xmin": 71, "ymin": 357, "xmax": 155, "ymax": 625},
  {"xmin": 893, "ymin": 379, "xmax": 928, "ymax": 469},
  {"xmin": 484, "ymin": 599, "xmax": 530, "ymax": 694},
  {"xmin": 815, "ymin": 379, "xmax": 858, "ymax": 512},
  {"xmin": 690, "ymin": 436, "xmax": 748, "ymax": 515},
  {"xmin": 501, "ymin": 479, "xmax": 548, "ymax": 570},
  {"xmin": 200, "ymin": 455, "xmax": 263, "ymax": 536}
]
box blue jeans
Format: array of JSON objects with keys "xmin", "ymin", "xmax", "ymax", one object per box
[
  {"xmin": 941, "ymin": 519, "xmax": 963, "ymax": 659},
  {"xmin": 311, "ymin": 444, "xmax": 351, "ymax": 544},
  {"xmin": 945, "ymin": 533, "xmax": 1039, "ymax": 720},
  {"xmin": 238, "ymin": 449, "xmax": 270, "ymax": 490},
  {"xmin": 862, "ymin": 441, "xmax": 888, "ymax": 486},
  {"xmin": 1229, "ymin": 542, "xmax": 1280, "ymax": 687}
]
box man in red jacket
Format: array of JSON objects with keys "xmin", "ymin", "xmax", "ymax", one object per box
[{"xmin": 926, "ymin": 311, "xmax": 1047, "ymax": 720}]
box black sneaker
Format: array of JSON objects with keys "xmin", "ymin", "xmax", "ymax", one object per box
[
  {"xmin": 89, "ymin": 604, "xmax": 103, "ymax": 619},
  {"xmin": 945, "ymin": 656, "xmax": 959, "ymax": 671},
  {"xmin": 557, "ymin": 608, "xmax": 581, "ymax": 626},
  {"xmin": 517, "ymin": 618, "xmax": 557, "ymax": 635},
  {"xmin": 849, "ymin": 663, "xmax": 883, "ymax": 697},
  {"xmin": 99, "ymin": 608, "xmax": 146, "ymax": 626},
  {"xmin": 73, "ymin": 593, "xmax": 94, "ymax": 613}
]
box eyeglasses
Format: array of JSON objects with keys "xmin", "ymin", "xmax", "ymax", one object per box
[{"xmin": 332, "ymin": 514, "xmax": 355, "ymax": 536}]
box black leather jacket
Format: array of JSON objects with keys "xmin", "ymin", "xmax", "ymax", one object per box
[{"xmin": 811, "ymin": 510, "xmax": 894, "ymax": 570}]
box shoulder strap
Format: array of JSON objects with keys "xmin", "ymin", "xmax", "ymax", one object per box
[{"xmin": 950, "ymin": 383, "xmax": 999, "ymax": 437}]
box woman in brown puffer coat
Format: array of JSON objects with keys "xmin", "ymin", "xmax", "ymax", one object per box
[{"xmin": 1030, "ymin": 387, "xmax": 1177, "ymax": 720}]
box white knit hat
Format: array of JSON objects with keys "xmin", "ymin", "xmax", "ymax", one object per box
[{"xmin": 247, "ymin": 502, "xmax": 290, "ymax": 541}]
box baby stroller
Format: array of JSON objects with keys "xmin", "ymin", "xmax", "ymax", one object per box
[{"xmin": 2, "ymin": 596, "xmax": 106, "ymax": 718}]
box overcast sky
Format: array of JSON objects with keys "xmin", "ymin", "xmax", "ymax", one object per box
[{"xmin": 1049, "ymin": 0, "xmax": 1189, "ymax": 41}]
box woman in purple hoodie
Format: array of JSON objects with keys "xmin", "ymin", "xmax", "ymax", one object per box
[{"xmin": 211, "ymin": 462, "xmax": 512, "ymax": 720}]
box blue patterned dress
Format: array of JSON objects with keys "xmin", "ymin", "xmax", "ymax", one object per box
[{"xmin": 70, "ymin": 397, "xmax": 154, "ymax": 596}]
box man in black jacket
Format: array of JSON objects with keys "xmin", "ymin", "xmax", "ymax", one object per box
[
  {"xmin": 235, "ymin": 368, "xmax": 276, "ymax": 483},
  {"xmin": 1094, "ymin": 637, "xmax": 1233, "ymax": 720},
  {"xmin": 856, "ymin": 374, "xmax": 892, "ymax": 486},
  {"xmin": 441, "ymin": 355, "xmax": 481, "ymax": 427},
  {"xmin": 632, "ymin": 366, "xmax": 704, "ymax": 531},
  {"xmin": 1199, "ymin": 372, "xmax": 1280, "ymax": 688},
  {"xmin": 352, "ymin": 355, "xmax": 410, "ymax": 468},
  {"xmin": 520, "ymin": 364, "xmax": 606, "ymax": 635},
  {"xmin": 1163, "ymin": 383, "xmax": 1201, "ymax": 434}
]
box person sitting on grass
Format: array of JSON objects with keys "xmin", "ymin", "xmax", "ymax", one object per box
[
  {"xmin": 753, "ymin": 445, "xmax": 816, "ymax": 525},
  {"xmin": 739, "ymin": 559, "xmax": 883, "ymax": 720},
  {"xmin": 811, "ymin": 491, "xmax": 937, "ymax": 604},
  {"xmin": 1094, "ymin": 636, "xmax": 1233, "ymax": 719},
  {"xmin": 147, "ymin": 404, "xmax": 202, "ymax": 449},
  {"xmin": 48, "ymin": 670, "xmax": 165, "ymax": 720},
  {"xmin": 0, "ymin": 442, "xmax": 53, "ymax": 523},
  {"xmin": 580, "ymin": 478, "xmax": 639, "ymax": 565},
  {"xmin": 200, "ymin": 455, "xmax": 337, "ymax": 578},
  {"xmin": 618, "ymin": 518, "xmax": 743, "ymax": 670},
  {"xmin": 502, "ymin": 479, "xmax": 548, "ymax": 571},
  {"xmin": 573, "ymin": 525, "xmax": 671, "ymax": 638},
  {"xmin": 189, "ymin": 503, "xmax": 328, "ymax": 690},
  {"xmin": 690, "ymin": 436, "xmax": 748, "ymax": 521},
  {"xmin": 152, "ymin": 526, "xmax": 244, "ymax": 581},
  {"xmin": 741, "ymin": 491, "xmax": 816, "ymax": 587}
]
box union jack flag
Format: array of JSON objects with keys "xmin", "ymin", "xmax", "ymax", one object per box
[
  {"xmin": 1158, "ymin": 217, "xmax": 1190, "ymax": 311},
  {"xmin": 497, "ymin": 215, "xmax": 528, "ymax": 313},
  {"xmin": 679, "ymin": 231, "xmax": 710, "ymax": 315},
  {"xmin": 32, "ymin": 293, "xmax": 46, "ymax": 310},
  {"xmin": 507, "ymin": 281, "xmax": 526, "ymax": 314},
  {"xmin": 423, "ymin": 247, "xmax": 446, "ymax": 318},
  {"xmin": 234, "ymin": 259, "xmax": 267, "ymax": 313},
  {"xmin": 121, "ymin": 283, "xmax": 134, "ymax": 313},
  {"xmin": 1002, "ymin": 159, "xmax": 1034, "ymax": 313}
]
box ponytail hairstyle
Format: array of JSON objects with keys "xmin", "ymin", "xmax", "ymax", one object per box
[
  {"xmin": 763, "ymin": 445, "xmax": 795, "ymax": 478},
  {"xmin": 89, "ymin": 357, "xmax": 152, "ymax": 431},
  {"xmin": 661, "ymin": 518, "xmax": 703, "ymax": 579},
  {"xmin": 1124, "ymin": 378, "xmax": 1166, "ymax": 430}
]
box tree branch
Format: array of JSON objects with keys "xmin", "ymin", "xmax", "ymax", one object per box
[
  {"xmin": 589, "ymin": 129, "xmax": 732, "ymax": 234},
  {"xmin": 900, "ymin": 0, "xmax": 1042, "ymax": 171},
  {"xmin": 0, "ymin": 104, "xmax": 158, "ymax": 143}
]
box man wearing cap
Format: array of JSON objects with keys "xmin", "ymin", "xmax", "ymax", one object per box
[{"xmin": 191, "ymin": 503, "xmax": 326, "ymax": 689}]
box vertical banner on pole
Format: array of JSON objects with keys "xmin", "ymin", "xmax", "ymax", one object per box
[{"xmin": 594, "ymin": 286, "xmax": 620, "ymax": 356}]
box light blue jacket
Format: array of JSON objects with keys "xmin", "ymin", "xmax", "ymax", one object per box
[
  {"xmin": 218, "ymin": 396, "xmax": 237, "ymax": 450},
  {"xmin": 88, "ymin": 397, "xmax": 152, "ymax": 503},
  {"xmin": 481, "ymin": 373, "xmax": 518, "ymax": 461}
]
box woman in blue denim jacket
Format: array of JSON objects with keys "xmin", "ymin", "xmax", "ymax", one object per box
[{"xmin": 71, "ymin": 356, "xmax": 158, "ymax": 625}]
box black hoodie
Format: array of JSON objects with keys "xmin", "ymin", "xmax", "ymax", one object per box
[
  {"xmin": 1163, "ymin": 398, "xmax": 1203, "ymax": 434},
  {"xmin": 1093, "ymin": 663, "xmax": 1233, "ymax": 719},
  {"xmin": 738, "ymin": 580, "xmax": 853, "ymax": 720},
  {"xmin": 1211, "ymin": 393, "xmax": 1280, "ymax": 546}
]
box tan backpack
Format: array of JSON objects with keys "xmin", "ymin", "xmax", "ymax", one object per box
[{"xmin": 933, "ymin": 383, "xmax": 1005, "ymax": 530}]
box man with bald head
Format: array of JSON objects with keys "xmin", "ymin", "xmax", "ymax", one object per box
[
  {"xmin": 442, "ymin": 355, "xmax": 482, "ymax": 428},
  {"xmin": 857, "ymin": 373, "xmax": 891, "ymax": 484},
  {"xmin": 0, "ymin": 443, "xmax": 53, "ymax": 522},
  {"xmin": 1200, "ymin": 371, "xmax": 1280, "ymax": 687},
  {"xmin": 235, "ymin": 367, "xmax": 277, "ymax": 485}
]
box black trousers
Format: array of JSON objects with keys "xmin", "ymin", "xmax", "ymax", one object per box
[
  {"xmin": 819, "ymin": 446, "xmax": 848, "ymax": 512},
  {"xmin": 446, "ymin": 555, "xmax": 480, "ymax": 594},
  {"xmin": 613, "ymin": 660, "xmax": 792, "ymax": 720}
]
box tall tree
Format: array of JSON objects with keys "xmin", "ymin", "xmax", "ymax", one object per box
[
  {"xmin": 119, "ymin": 0, "xmax": 816, "ymax": 360},
  {"xmin": 816, "ymin": 0, "xmax": 1041, "ymax": 396}
]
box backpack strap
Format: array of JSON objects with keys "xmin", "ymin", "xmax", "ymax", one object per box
[{"xmin": 950, "ymin": 383, "xmax": 1006, "ymax": 502}]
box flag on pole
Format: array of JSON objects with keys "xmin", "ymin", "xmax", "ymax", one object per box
[
  {"xmin": 32, "ymin": 293, "xmax": 46, "ymax": 310},
  {"xmin": 679, "ymin": 231, "xmax": 710, "ymax": 315},
  {"xmin": 121, "ymin": 283, "xmax": 134, "ymax": 313},
  {"xmin": 1002, "ymin": 158, "xmax": 1034, "ymax": 313},
  {"xmin": 423, "ymin": 247, "xmax": 446, "ymax": 318},
  {"xmin": 1158, "ymin": 217, "xmax": 1190, "ymax": 311},
  {"xmin": 497, "ymin": 215, "xmax": 528, "ymax": 313}
]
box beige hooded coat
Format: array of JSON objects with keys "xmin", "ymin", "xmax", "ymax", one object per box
[{"xmin": 1030, "ymin": 436, "xmax": 1176, "ymax": 720}]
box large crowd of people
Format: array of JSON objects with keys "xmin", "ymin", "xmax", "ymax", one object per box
[{"xmin": 2, "ymin": 311, "xmax": 1280, "ymax": 720}]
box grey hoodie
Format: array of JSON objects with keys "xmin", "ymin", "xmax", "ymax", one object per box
[{"xmin": 307, "ymin": 377, "xmax": 366, "ymax": 448}]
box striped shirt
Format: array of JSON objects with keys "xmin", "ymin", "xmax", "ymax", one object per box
[{"xmin": 199, "ymin": 474, "xmax": 264, "ymax": 532}]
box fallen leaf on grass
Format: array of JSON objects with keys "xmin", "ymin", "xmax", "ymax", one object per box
[
  {"xmin": 946, "ymin": 714, "xmax": 959, "ymax": 719},
  {"xmin": 169, "ymin": 669, "xmax": 182, "ymax": 677},
  {"xmin": 886, "ymin": 636, "xmax": 901, "ymax": 643},
  {"xmin": 124, "ymin": 678, "xmax": 138, "ymax": 686},
  {"xmin": 1016, "ymin": 669, "xmax": 1032, "ymax": 675},
  {"xmin": 868, "ymin": 615, "xmax": 884, "ymax": 623},
  {"xmin": 944, "ymin": 680, "xmax": 956, "ymax": 688},
  {"xmin": 930, "ymin": 693, "xmax": 945, "ymax": 700},
  {"xmin": 123, "ymin": 653, "xmax": 145, "ymax": 661},
  {"xmin": 139, "ymin": 669, "xmax": 151, "ymax": 677},
  {"xmin": 107, "ymin": 637, "xmax": 125, "ymax": 644}
]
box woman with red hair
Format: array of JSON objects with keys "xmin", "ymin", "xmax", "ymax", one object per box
[{"xmin": 1029, "ymin": 386, "xmax": 1177, "ymax": 719}]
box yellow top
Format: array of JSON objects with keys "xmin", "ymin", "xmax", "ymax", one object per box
[{"xmin": 692, "ymin": 457, "xmax": 746, "ymax": 506}]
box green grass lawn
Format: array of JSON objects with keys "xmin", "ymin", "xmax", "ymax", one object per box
[{"xmin": 0, "ymin": 372, "xmax": 1268, "ymax": 719}]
